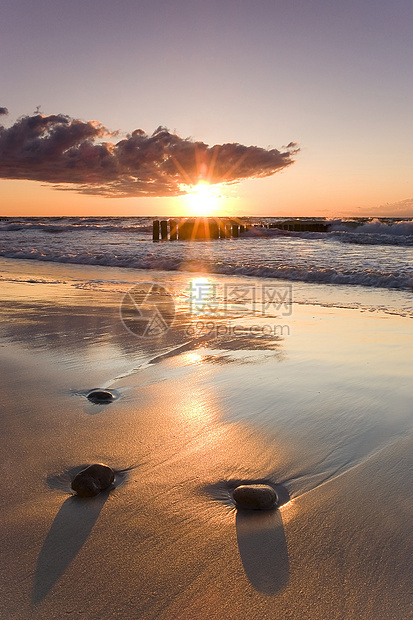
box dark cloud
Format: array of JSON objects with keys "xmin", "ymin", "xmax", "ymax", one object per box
[
  {"xmin": 0, "ymin": 107, "xmax": 9, "ymax": 116},
  {"xmin": 0, "ymin": 112, "xmax": 299, "ymax": 197}
]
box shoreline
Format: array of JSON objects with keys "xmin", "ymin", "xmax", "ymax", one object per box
[
  {"xmin": 1, "ymin": 256, "xmax": 412, "ymax": 319},
  {"xmin": 0, "ymin": 259, "xmax": 412, "ymax": 619}
]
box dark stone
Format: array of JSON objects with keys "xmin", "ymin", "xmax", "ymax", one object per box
[
  {"xmin": 87, "ymin": 389, "xmax": 114, "ymax": 403},
  {"xmin": 233, "ymin": 484, "xmax": 278, "ymax": 510},
  {"xmin": 71, "ymin": 464, "xmax": 115, "ymax": 497}
]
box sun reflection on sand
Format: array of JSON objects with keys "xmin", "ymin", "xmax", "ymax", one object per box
[
  {"xmin": 175, "ymin": 379, "xmax": 219, "ymax": 426},
  {"xmin": 187, "ymin": 276, "xmax": 219, "ymax": 316},
  {"xmin": 180, "ymin": 351, "xmax": 204, "ymax": 366}
]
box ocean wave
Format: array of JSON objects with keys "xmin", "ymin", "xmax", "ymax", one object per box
[
  {"xmin": 238, "ymin": 219, "xmax": 413, "ymax": 246},
  {"xmin": 1, "ymin": 217, "xmax": 413, "ymax": 246},
  {"xmin": 326, "ymin": 218, "xmax": 413, "ymax": 246},
  {"xmin": 329, "ymin": 218, "xmax": 413, "ymax": 235},
  {"xmin": 1, "ymin": 247, "xmax": 411, "ymax": 291},
  {"xmin": 0, "ymin": 219, "xmax": 152, "ymax": 233}
]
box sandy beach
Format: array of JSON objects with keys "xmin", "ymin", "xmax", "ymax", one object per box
[{"xmin": 0, "ymin": 257, "xmax": 412, "ymax": 620}]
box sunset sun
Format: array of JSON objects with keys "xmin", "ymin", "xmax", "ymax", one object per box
[{"xmin": 182, "ymin": 181, "xmax": 223, "ymax": 216}]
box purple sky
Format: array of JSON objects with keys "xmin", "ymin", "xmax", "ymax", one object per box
[{"xmin": 1, "ymin": 0, "xmax": 412, "ymax": 216}]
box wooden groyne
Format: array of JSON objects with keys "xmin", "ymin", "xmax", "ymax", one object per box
[
  {"xmin": 264, "ymin": 220, "xmax": 329, "ymax": 233},
  {"xmin": 152, "ymin": 218, "xmax": 329, "ymax": 241},
  {"xmin": 153, "ymin": 218, "xmax": 248, "ymax": 241}
]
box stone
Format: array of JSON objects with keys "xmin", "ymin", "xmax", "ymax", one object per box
[
  {"xmin": 87, "ymin": 389, "xmax": 114, "ymax": 403},
  {"xmin": 232, "ymin": 484, "xmax": 278, "ymax": 510},
  {"xmin": 71, "ymin": 464, "xmax": 115, "ymax": 497}
]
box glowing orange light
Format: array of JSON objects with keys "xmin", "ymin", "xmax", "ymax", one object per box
[{"xmin": 181, "ymin": 181, "xmax": 223, "ymax": 216}]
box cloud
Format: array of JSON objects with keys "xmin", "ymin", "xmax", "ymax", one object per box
[
  {"xmin": 0, "ymin": 112, "xmax": 298, "ymax": 197},
  {"xmin": 367, "ymin": 198, "xmax": 413, "ymax": 217},
  {"xmin": 0, "ymin": 107, "xmax": 8, "ymax": 116}
]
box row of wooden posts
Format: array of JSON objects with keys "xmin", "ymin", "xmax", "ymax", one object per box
[
  {"xmin": 264, "ymin": 221, "xmax": 329, "ymax": 232},
  {"xmin": 152, "ymin": 218, "xmax": 330, "ymax": 241},
  {"xmin": 153, "ymin": 218, "xmax": 249, "ymax": 241}
]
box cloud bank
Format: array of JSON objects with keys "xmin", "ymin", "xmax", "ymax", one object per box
[
  {"xmin": 0, "ymin": 111, "xmax": 298, "ymax": 197},
  {"xmin": 371, "ymin": 198, "xmax": 413, "ymax": 217}
]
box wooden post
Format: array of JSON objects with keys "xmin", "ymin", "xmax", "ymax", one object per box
[
  {"xmin": 225, "ymin": 223, "xmax": 232, "ymax": 238},
  {"xmin": 194, "ymin": 218, "xmax": 208, "ymax": 239},
  {"xmin": 169, "ymin": 220, "xmax": 178, "ymax": 240},
  {"xmin": 231, "ymin": 223, "xmax": 239, "ymax": 238},
  {"xmin": 153, "ymin": 220, "xmax": 160, "ymax": 241},
  {"xmin": 209, "ymin": 220, "xmax": 219, "ymax": 239},
  {"xmin": 160, "ymin": 220, "xmax": 168, "ymax": 240},
  {"xmin": 178, "ymin": 219, "xmax": 195, "ymax": 240},
  {"xmin": 218, "ymin": 220, "xmax": 226, "ymax": 239}
]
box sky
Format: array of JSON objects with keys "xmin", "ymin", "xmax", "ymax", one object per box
[{"xmin": 1, "ymin": 0, "xmax": 412, "ymax": 217}]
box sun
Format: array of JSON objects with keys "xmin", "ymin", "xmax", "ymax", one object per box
[{"xmin": 181, "ymin": 181, "xmax": 223, "ymax": 216}]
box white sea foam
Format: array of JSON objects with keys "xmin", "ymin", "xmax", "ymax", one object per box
[
  {"xmin": 1, "ymin": 245, "xmax": 411, "ymax": 291},
  {"xmin": 0, "ymin": 217, "xmax": 412, "ymax": 294},
  {"xmin": 330, "ymin": 217, "xmax": 413, "ymax": 236},
  {"xmin": 1, "ymin": 215, "xmax": 412, "ymax": 244}
]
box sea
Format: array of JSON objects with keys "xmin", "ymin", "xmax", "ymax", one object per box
[{"xmin": 0, "ymin": 216, "xmax": 412, "ymax": 317}]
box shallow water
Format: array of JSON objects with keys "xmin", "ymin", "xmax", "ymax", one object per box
[{"xmin": 1, "ymin": 260, "xmax": 412, "ymax": 619}]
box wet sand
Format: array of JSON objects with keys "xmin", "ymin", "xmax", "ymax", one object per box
[{"xmin": 0, "ymin": 258, "xmax": 412, "ymax": 619}]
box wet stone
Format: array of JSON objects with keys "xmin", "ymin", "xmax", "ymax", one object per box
[
  {"xmin": 87, "ymin": 389, "xmax": 114, "ymax": 403},
  {"xmin": 71, "ymin": 464, "xmax": 115, "ymax": 497},
  {"xmin": 233, "ymin": 484, "xmax": 278, "ymax": 510}
]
